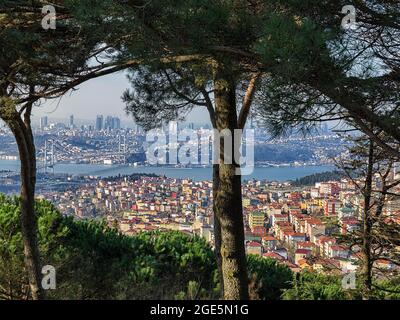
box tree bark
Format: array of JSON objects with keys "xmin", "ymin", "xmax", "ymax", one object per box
[
  {"xmin": 213, "ymin": 66, "xmax": 249, "ymax": 300},
  {"xmin": 212, "ymin": 164, "xmax": 224, "ymax": 298},
  {"xmin": 362, "ymin": 139, "xmax": 374, "ymax": 299},
  {"xmin": 3, "ymin": 110, "xmax": 44, "ymax": 300}
]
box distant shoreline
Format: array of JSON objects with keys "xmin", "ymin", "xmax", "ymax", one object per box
[{"xmin": 0, "ymin": 159, "xmax": 335, "ymax": 182}]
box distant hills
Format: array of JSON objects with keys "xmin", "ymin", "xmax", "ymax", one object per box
[{"xmin": 291, "ymin": 171, "xmax": 344, "ymax": 186}]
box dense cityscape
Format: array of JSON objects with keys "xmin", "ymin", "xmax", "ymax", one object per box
[
  {"xmin": 35, "ymin": 172, "xmax": 400, "ymax": 278},
  {"xmin": 0, "ymin": 114, "xmax": 343, "ymax": 167},
  {"xmin": 1, "ymin": 117, "xmax": 399, "ymax": 280}
]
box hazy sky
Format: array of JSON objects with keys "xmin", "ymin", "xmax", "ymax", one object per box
[{"xmin": 33, "ymin": 71, "xmax": 210, "ymax": 127}]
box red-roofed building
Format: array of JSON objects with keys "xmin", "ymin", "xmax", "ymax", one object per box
[
  {"xmin": 263, "ymin": 252, "xmax": 285, "ymax": 261},
  {"xmin": 324, "ymin": 199, "xmax": 342, "ymax": 216},
  {"xmin": 262, "ymin": 235, "xmax": 278, "ymax": 250},
  {"xmin": 270, "ymin": 214, "xmax": 288, "ymax": 227},
  {"xmin": 318, "ymin": 182, "xmax": 341, "ymax": 196},
  {"xmin": 283, "ymin": 261, "xmax": 301, "ymax": 273},
  {"xmin": 288, "ymin": 233, "xmax": 307, "ymax": 246},
  {"xmin": 251, "ymin": 226, "xmax": 267, "ymax": 237},
  {"xmin": 341, "ymin": 218, "xmax": 360, "ymax": 235},
  {"xmin": 246, "ymin": 241, "xmax": 262, "ymax": 256},
  {"xmin": 374, "ymin": 259, "xmax": 397, "ymax": 271},
  {"xmin": 295, "ymin": 249, "xmax": 312, "ymax": 264},
  {"xmin": 296, "ymin": 241, "xmax": 316, "ymax": 252},
  {"xmin": 312, "ymin": 258, "xmax": 341, "ymax": 272},
  {"xmin": 297, "ymin": 258, "xmax": 312, "ymax": 270}
]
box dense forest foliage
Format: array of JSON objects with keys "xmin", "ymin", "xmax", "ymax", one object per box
[
  {"xmin": 2, "ymin": 194, "xmax": 398, "ymax": 300},
  {"xmin": 254, "ymin": 145, "xmax": 315, "ymax": 163},
  {"xmin": 292, "ymin": 171, "xmax": 345, "ymax": 186}
]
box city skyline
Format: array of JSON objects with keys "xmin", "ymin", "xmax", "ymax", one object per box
[{"xmin": 31, "ymin": 73, "xmax": 210, "ymax": 127}]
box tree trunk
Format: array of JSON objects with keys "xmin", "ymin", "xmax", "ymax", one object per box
[
  {"xmin": 362, "ymin": 139, "xmax": 374, "ymax": 299},
  {"xmin": 5, "ymin": 112, "xmax": 44, "ymax": 300},
  {"xmin": 213, "ymin": 66, "xmax": 249, "ymax": 300},
  {"xmin": 212, "ymin": 164, "xmax": 224, "ymax": 298}
]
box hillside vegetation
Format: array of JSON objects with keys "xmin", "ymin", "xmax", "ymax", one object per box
[{"xmin": 1, "ymin": 194, "xmax": 398, "ymax": 300}]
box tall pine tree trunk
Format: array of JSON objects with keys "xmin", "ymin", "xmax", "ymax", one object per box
[
  {"xmin": 362, "ymin": 139, "xmax": 374, "ymax": 299},
  {"xmin": 213, "ymin": 66, "xmax": 248, "ymax": 300},
  {"xmin": 1, "ymin": 103, "xmax": 44, "ymax": 300},
  {"xmin": 212, "ymin": 164, "xmax": 224, "ymax": 297}
]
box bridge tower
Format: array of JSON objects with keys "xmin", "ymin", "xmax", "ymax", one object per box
[
  {"xmin": 44, "ymin": 139, "xmax": 55, "ymax": 174},
  {"xmin": 119, "ymin": 135, "xmax": 127, "ymax": 165}
]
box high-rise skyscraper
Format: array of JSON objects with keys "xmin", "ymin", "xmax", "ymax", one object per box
[
  {"xmin": 114, "ymin": 117, "xmax": 121, "ymax": 130},
  {"xmin": 40, "ymin": 116, "xmax": 48, "ymax": 130},
  {"xmin": 103, "ymin": 116, "xmax": 121, "ymax": 130},
  {"xmin": 69, "ymin": 115, "xmax": 74, "ymax": 128},
  {"xmin": 104, "ymin": 116, "xmax": 113, "ymax": 130},
  {"xmin": 96, "ymin": 115, "xmax": 103, "ymax": 131}
]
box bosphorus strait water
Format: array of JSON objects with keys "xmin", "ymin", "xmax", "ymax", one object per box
[{"xmin": 0, "ymin": 160, "xmax": 335, "ymax": 182}]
